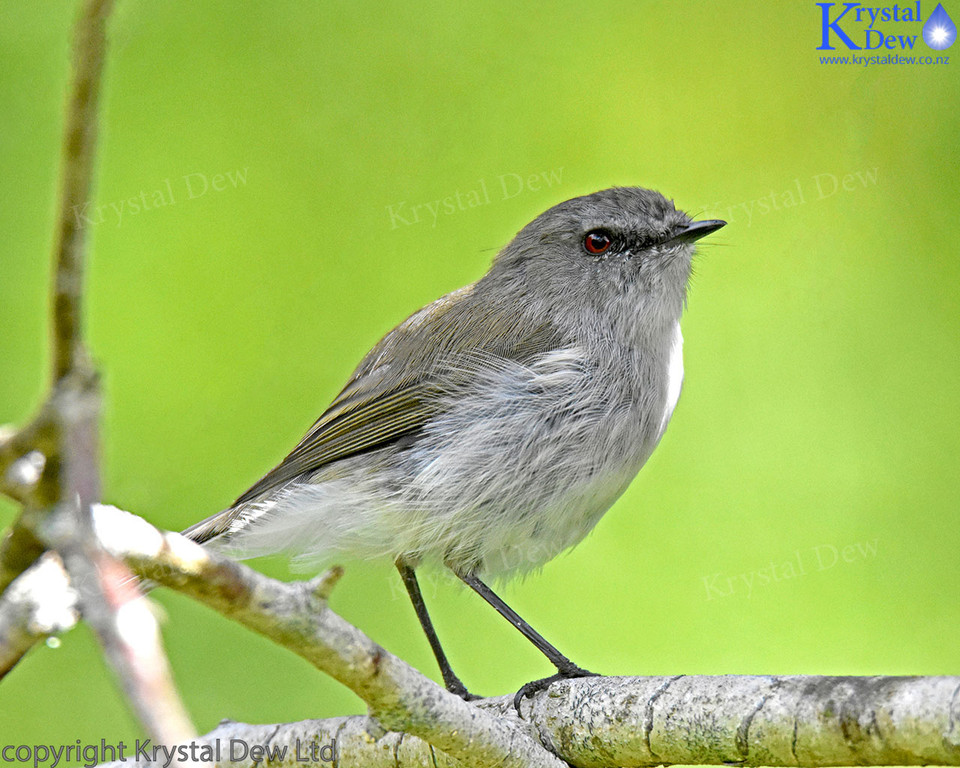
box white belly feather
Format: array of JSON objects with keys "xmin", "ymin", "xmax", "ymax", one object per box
[{"xmin": 660, "ymin": 322, "xmax": 684, "ymax": 438}]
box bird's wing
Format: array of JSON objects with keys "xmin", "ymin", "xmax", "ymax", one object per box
[
  {"xmin": 181, "ymin": 285, "xmax": 563, "ymax": 544},
  {"xmin": 231, "ymin": 379, "xmax": 438, "ymax": 506},
  {"xmin": 229, "ymin": 284, "xmax": 563, "ymax": 508},
  {"xmin": 183, "ymin": 371, "xmax": 446, "ymax": 544}
]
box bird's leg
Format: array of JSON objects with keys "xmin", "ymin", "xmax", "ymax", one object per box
[
  {"xmin": 454, "ymin": 569, "xmax": 598, "ymax": 712},
  {"xmin": 396, "ymin": 560, "xmax": 479, "ymax": 701}
]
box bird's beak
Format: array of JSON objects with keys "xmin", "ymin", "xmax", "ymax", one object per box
[{"xmin": 667, "ymin": 219, "xmax": 726, "ymax": 244}]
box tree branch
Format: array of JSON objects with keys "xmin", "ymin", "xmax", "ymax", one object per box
[
  {"xmin": 92, "ymin": 679, "xmax": 960, "ymax": 768},
  {"xmin": 525, "ymin": 673, "xmax": 960, "ymax": 767}
]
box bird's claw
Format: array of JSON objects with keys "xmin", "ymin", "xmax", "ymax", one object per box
[{"xmin": 513, "ymin": 666, "xmax": 599, "ymax": 715}]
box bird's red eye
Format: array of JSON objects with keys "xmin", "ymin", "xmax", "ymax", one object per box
[{"xmin": 584, "ymin": 230, "xmax": 612, "ymax": 255}]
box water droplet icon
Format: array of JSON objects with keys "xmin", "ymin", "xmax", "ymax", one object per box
[{"xmin": 922, "ymin": 3, "xmax": 956, "ymax": 50}]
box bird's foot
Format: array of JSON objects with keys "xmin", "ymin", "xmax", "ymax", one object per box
[
  {"xmin": 513, "ymin": 665, "xmax": 599, "ymax": 714},
  {"xmin": 446, "ymin": 678, "xmax": 482, "ymax": 701}
]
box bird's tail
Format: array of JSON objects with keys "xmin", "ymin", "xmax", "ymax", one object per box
[{"xmin": 180, "ymin": 505, "xmax": 246, "ymax": 545}]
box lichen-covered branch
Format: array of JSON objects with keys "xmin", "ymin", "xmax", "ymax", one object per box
[
  {"xmin": 526, "ymin": 673, "xmax": 960, "ymax": 767},
  {"xmin": 93, "ymin": 674, "xmax": 960, "ymax": 767}
]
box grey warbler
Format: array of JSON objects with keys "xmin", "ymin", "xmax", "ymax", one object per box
[{"xmin": 184, "ymin": 186, "xmax": 725, "ymax": 705}]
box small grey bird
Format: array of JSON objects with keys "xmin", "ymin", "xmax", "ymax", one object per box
[{"xmin": 184, "ymin": 186, "xmax": 724, "ymax": 705}]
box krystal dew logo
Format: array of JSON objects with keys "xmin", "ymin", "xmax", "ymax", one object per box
[{"xmin": 816, "ymin": 2, "xmax": 956, "ymax": 51}]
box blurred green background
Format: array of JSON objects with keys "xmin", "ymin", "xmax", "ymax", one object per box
[{"xmin": 1, "ymin": 0, "xmax": 958, "ymax": 748}]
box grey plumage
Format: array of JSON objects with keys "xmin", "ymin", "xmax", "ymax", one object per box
[{"xmin": 184, "ymin": 187, "xmax": 722, "ymax": 580}]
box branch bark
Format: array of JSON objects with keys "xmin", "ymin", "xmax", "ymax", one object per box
[
  {"xmin": 525, "ymin": 674, "xmax": 960, "ymax": 767},
  {"xmin": 91, "ymin": 679, "xmax": 960, "ymax": 768}
]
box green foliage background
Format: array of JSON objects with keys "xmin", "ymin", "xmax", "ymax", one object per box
[{"xmin": 1, "ymin": 0, "xmax": 957, "ymax": 747}]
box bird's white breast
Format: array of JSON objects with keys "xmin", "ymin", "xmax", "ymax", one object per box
[{"xmin": 660, "ymin": 322, "xmax": 684, "ymax": 437}]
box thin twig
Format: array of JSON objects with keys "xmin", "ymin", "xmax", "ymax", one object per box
[{"xmin": 51, "ymin": 0, "xmax": 114, "ymax": 380}]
